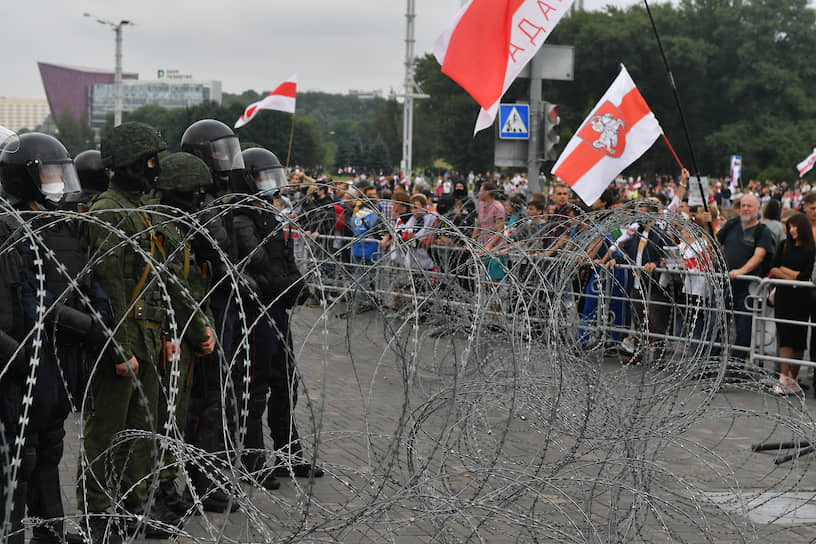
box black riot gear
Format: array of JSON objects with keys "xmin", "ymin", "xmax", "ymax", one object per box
[
  {"xmin": 73, "ymin": 150, "xmax": 109, "ymax": 194},
  {"xmin": 181, "ymin": 120, "xmax": 245, "ymax": 191},
  {"xmin": 0, "ymin": 133, "xmax": 80, "ymax": 207},
  {"xmin": 241, "ymin": 147, "xmax": 286, "ymax": 197},
  {"xmin": 64, "ymin": 150, "xmax": 110, "ymax": 210}
]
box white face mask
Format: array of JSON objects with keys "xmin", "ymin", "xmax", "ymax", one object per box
[
  {"xmin": 41, "ymin": 181, "xmax": 65, "ymax": 202},
  {"xmin": 256, "ymin": 179, "xmax": 278, "ymax": 193}
]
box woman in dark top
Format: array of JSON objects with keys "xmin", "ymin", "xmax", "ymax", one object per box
[{"xmin": 769, "ymin": 212, "xmax": 815, "ymax": 395}]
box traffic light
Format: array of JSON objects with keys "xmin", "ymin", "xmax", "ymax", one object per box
[{"xmin": 542, "ymin": 101, "xmax": 560, "ymax": 161}]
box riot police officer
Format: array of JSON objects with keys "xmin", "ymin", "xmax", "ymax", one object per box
[
  {"xmin": 0, "ymin": 132, "xmax": 109, "ymax": 544},
  {"xmin": 77, "ymin": 122, "xmax": 184, "ymax": 541},
  {"xmin": 179, "ymin": 119, "xmax": 246, "ymax": 511},
  {"xmin": 232, "ymin": 147, "xmax": 322, "ymax": 490},
  {"xmin": 62, "ymin": 149, "xmax": 110, "ymax": 213}
]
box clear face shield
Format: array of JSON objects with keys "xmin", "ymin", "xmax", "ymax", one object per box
[
  {"xmin": 0, "ymin": 125, "xmax": 20, "ymax": 154},
  {"xmin": 209, "ymin": 136, "xmax": 245, "ymax": 173},
  {"xmin": 37, "ymin": 160, "xmax": 81, "ymax": 203},
  {"xmin": 254, "ymin": 167, "xmax": 286, "ymax": 195}
]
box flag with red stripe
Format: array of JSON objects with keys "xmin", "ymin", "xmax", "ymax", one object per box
[
  {"xmin": 797, "ymin": 148, "xmax": 816, "ymax": 178},
  {"xmin": 552, "ymin": 65, "xmax": 662, "ymax": 206},
  {"xmin": 235, "ymin": 75, "xmax": 297, "ymax": 129},
  {"xmin": 433, "ymin": 0, "xmax": 574, "ymax": 134}
]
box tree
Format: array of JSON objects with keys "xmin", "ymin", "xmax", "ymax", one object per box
[
  {"xmin": 366, "ymin": 136, "xmax": 391, "ymax": 172},
  {"xmin": 55, "ymin": 110, "xmax": 93, "ymax": 156}
]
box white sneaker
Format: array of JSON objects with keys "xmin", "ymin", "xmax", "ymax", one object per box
[
  {"xmin": 620, "ymin": 336, "xmax": 636, "ymax": 355},
  {"xmin": 783, "ymin": 375, "xmax": 803, "ymax": 395}
]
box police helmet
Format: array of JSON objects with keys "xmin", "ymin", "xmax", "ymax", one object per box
[
  {"xmin": 73, "ymin": 150, "xmax": 110, "ymax": 194},
  {"xmin": 0, "ymin": 132, "xmax": 80, "ymax": 206},
  {"xmin": 242, "ymin": 147, "xmax": 286, "ymax": 196},
  {"xmin": 181, "ymin": 119, "xmax": 245, "ymax": 174}
]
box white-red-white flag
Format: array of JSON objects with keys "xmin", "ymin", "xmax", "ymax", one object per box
[
  {"xmin": 235, "ymin": 75, "xmax": 297, "ymax": 129},
  {"xmin": 797, "ymin": 148, "xmax": 816, "ymax": 178},
  {"xmin": 433, "ymin": 0, "xmax": 574, "ymax": 134},
  {"xmin": 552, "ymin": 65, "xmax": 662, "ymax": 206}
]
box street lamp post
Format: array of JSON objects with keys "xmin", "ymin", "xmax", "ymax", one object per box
[{"xmin": 84, "ymin": 13, "xmax": 133, "ymax": 127}]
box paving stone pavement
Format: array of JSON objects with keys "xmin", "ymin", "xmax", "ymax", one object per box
[{"xmin": 50, "ymin": 305, "xmax": 816, "ymax": 543}]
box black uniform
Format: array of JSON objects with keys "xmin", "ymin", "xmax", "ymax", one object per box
[
  {"xmin": 0, "ymin": 210, "xmax": 30, "ymax": 544},
  {"xmin": 183, "ymin": 193, "xmax": 241, "ymax": 496},
  {"xmin": 2, "ymin": 211, "xmax": 109, "ymax": 543},
  {"xmin": 232, "ymin": 203, "xmax": 305, "ymax": 475}
]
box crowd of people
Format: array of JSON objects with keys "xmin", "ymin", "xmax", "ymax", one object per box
[{"xmin": 282, "ymin": 168, "xmax": 816, "ymax": 397}]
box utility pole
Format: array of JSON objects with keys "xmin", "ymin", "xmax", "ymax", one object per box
[
  {"xmin": 84, "ymin": 13, "xmax": 133, "ymax": 127},
  {"xmin": 527, "ymin": 54, "xmax": 543, "ymax": 193},
  {"xmin": 400, "ymin": 0, "xmax": 429, "ymax": 183}
]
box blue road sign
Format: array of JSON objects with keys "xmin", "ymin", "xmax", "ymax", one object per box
[{"xmin": 499, "ymin": 104, "xmax": 529, "ymax": 140}]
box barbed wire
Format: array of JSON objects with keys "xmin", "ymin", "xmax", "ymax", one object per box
[{"xmin": 0, "ymin": 192, "xmax": 815, "ymax": 542}]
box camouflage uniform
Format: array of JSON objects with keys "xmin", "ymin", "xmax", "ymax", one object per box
[
  {"xmin": 147, "ymin": 152, "xmax": 215, "ymax": 510},
  {"xmin": 76, "ymin": 123, "xmax": 171, "ymax": 519}
]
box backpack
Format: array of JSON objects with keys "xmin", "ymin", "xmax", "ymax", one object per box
[{"xmin": 719, "ymin": 217, "xmax": 774, "ymax": 277}]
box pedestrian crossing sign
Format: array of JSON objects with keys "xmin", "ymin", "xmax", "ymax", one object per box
[{"xmin": 499, "ymin": 104, "xmax": 529, "ymax": 140}]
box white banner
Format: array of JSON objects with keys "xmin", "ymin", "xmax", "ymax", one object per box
[{"xmin": 688, "ymin": 176, "xmax": 709, "ymax": 207}]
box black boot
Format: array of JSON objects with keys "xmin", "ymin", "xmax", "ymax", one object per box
[
  {"xmin": 87, "ymin": 515, "xmax": 124, "ymax": 544},
  {"xmin": 185, "ymin": 472, "xmax": 239, "ymax": 514},
  {"xmin": 27, "ymin": 428, "xmax": 67, "ymax": 543},
  {"xmin": 143, "ymin": 500, "xmax": 183, "ymax": 540},
  {"xmin": 273, "ymin": 461, "xmax": 325, "ymax": 478},
  {"xmin": 157, "ymin": 479, "xmax": 193, "ymax": 516}
]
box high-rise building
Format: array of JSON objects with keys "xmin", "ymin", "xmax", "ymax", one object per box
[{"xmin": 0, "ymin": 98, "xmax": 51, "ymax": 132}]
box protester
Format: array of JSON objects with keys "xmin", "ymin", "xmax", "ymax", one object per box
[{"xmin": 769, "ymin": 213, "xmax": 815, "ymax": 395}]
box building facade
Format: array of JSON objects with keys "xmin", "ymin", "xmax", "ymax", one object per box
[
  {"xmin": 0, "ymin": 98, "xmax": 51, "ymax": 132},
  {"xmin": 89, "ymin": 80, "xmax": 222, "ymax": 129}
]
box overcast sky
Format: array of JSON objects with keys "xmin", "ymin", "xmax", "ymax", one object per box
[{"xmin": 2, "ymin": 0, "xmax": 641, "ymax": 101}]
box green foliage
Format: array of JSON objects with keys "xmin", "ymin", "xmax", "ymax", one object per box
[
  {"xmin": 98, "ymin": 0, "xmax": 816, "ymax": 180},
  {"xmin": 55, "ymin": 110, "xmax": 93, "ymax": 157},
  {"xmin": 544, "ymin": 0, "xmax": 816, "ymax": 181}
]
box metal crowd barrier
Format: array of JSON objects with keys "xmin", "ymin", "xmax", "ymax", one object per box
[{"xmin": 297, "ymin": 233, "xmax": 816, "ymax": 375}]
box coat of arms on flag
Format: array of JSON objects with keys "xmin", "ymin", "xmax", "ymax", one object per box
[
  {"xmin": 552, "ymin": 65, "xmax": 663, "ymax": 206},
  {"xmin": 578, "ymin": 105, "xmax": 626, "ymax": 157}
]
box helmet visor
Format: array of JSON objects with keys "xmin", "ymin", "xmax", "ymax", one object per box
[
  {"xmin": 254, "ymin": 167, "xmax": 286, "ymax": 194},
  {"xmin": 0, "ymin": 125, "xmax": 19, "ymax": 154},
  {"xmin": 38, "ymin": 160, "xmax": 81, "ymax": 198},
  {"xmin": 210, "ymin": 137, "xmax": 244, "ymax": 172}
]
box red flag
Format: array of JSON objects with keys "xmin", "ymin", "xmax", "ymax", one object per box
[
  {"xmin": 235, "ymin": 75, "xmax": 297, "ymax": 128},
  {"xmin": 552, "ymin": 65, "xmax": 662, "ymax": 206},
  {"xmin": 433, "ymin": 0, "xmax": 574, "ymax": 134}
]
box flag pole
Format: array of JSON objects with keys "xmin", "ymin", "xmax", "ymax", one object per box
[
  {"xmin": 285, "ymin": 113, "xmax": 295, "ymax": 171},
  {"xmin": 642, "ymin": 0, "xmax": 710, "ymax": 216},
  {"xmin": 661, "ymin": 133, "xmax": 684, "ymax": 171}
]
